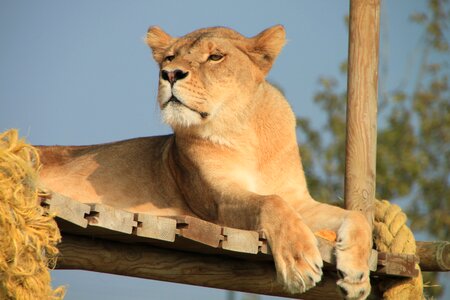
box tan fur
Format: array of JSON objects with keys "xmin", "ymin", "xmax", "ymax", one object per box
[{"xmin": 38, "ymin": 26, "xmax": 372, "ymax": 299}]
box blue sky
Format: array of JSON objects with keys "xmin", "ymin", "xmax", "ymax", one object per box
[{"xmin": 1, "ymin": 1, "xmax": 446, "ymax": 299}]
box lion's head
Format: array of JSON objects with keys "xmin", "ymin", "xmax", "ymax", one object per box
[{"xmin": 146, "ymin": 25, "xmax": 286, "ymax": 133}]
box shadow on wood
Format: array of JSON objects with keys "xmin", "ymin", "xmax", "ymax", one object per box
[{"xmin": 56, "ymin": 234, "xmax": 343, "ymax": 300}]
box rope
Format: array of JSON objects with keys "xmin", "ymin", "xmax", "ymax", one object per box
[
  {"xmin": 374, "ymin": 199, "xmax": 424, "ymax": 300},
  {"xmin": 0, "ymin": 129, "xmax": 65, "ymax": 300}
]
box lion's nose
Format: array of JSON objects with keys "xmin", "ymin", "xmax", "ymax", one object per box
[{"xmin": 161, "ymin": 69, "xmax": 189, "ymax": 86}]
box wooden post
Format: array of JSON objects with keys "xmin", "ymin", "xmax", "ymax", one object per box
[{"xmin": 344, "ymin": 0, "xmax": 380, "ymax": 227}]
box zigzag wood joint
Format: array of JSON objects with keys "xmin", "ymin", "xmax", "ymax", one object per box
[{"xmin": 39, "ymin": 190, "xmax": 446, "ymax": 299}]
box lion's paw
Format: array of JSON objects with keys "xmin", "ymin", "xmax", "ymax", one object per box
[
  {"xmin": 336, "ymin": 272, "xmax": 370, "ymax": 300},
  {"xmin": 336, "ymin": 248, "xmax": 371, "ymax": 299},
  {"xmin": 336, "ymin": 238, "xmax": 370, "ymax": 299},
  {"xmin": 271, "ymin": 224, "xmax": 323, "ymax": 294},
  {"xmin": 334, "ymin": 211, "xmax": 372, "ymax": 299}
]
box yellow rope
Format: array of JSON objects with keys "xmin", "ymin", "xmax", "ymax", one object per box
[
  {"xmin": 0, "ymin": 129, "xmax": 65, "ymax": 300},
  {"xmin": 374, "ymin": 199, "xmax": 424, "ymax": 300}
]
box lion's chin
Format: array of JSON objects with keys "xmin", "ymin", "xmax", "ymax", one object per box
[
  {"xmin": 161, "ymin": 104, "xmax": 203, "ymax": 128},
  {"xmin": 160, "ymin": 95, "xmax": 209, "ymax": 128}
]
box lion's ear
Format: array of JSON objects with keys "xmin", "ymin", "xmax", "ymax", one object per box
[
  {"xmin": 248, "ymin": 25, "xmax": 286, "ymax": 75},
  {"xmin": 146, "ymin": 26, "xmax": 175, "ymax": 63}
]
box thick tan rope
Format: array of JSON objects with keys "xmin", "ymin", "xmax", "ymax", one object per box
[
  {"xmin": 374, "ymin": 199, "xmax": 424, "ymax": 300},
  {"xmin": 0, "ymin": 129, "xmax": 65, "ymax": 300}
]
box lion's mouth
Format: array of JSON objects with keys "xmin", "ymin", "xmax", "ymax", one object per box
[
  {"xmin": 163, "ymin": 96, "xmax": 209, "ymax": 119},
  {"xmin": 167, "ymin": 95, "xmax": 182, "ymax": 105}
]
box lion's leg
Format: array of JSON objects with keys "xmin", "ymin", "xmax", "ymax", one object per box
[
  {"xmin": 213, "ymin": 192, "xmax": 323, "ymax": 294},
  {"xmin": 297, "ymin": 202, "xmax": 372, "ymax": 299}
]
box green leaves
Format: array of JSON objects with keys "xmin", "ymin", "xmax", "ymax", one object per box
[
  {"xmin": 295, "ymin": 0, "xmax": 449, "ymax": 243},
  {"xmin": 294, "ymin": 2, "xmax": 449, "ymax": 296}
]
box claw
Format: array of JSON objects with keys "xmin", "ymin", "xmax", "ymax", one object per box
[
  {"xmin": 338, "ymin": 285, "xmax": 348, "ymax": 297},
  {"xmin": 337, "ymin": 269, "xmax": 347, "ymax": 279}
]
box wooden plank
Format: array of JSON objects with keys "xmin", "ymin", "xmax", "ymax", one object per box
[
  {"xmin": 221, "ymin": 227, "xmax": 260, "ymax": 254},
  {"xmin": 376, "ymin": 252, "xmax": 419, "ymax": 277},
  {"xmin": 56, "ymin": 234, "xmax": 344, "ymax": 300},
  {"xmin": 172, "ymin": 215, "xmax": 222, "ymax": 248},
  {"xmin": 258, "ymin": 231, "xmax": 271, "ymax": 255},
  {"xmin": 85, "ymin": 203, "xmax": 137, "ymax": 234},
  {"xmin": 317, "ymin": 236, "xmax": 336, "ymax": 265},
  {"xmin": 42, "ymin": 191, "xmax": 90, "ymax": 228},
  {"xmin": 369, "ymin": 249, "xmax": 378, "ymax": 272},
  {"xmin": 344, "ymin": 0, "xmax": 380, "ymax": 227},
  {"xmin": 134, "ymin": 214, "xmax": 177, "ymax": 242}
]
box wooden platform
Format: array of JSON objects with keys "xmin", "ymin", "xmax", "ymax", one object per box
[{"xmin": 42, "ymin": 191, "xmax": 422, "ymax": 299}]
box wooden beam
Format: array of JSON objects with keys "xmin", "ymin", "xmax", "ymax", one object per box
[
  {"xmin": 344, "ymin": 0, "xmax": 380, "ymax": 227},
  {"xmin": 56, "ymin": 234, "xmax": 343, "ymax": 300},
  {"xmin": 416, "ymin": 241, "xmax": 450, "ymax": 272},
  {"xmin": 57, "ymin": 235, "xmax": 442, "ymax": 299}
]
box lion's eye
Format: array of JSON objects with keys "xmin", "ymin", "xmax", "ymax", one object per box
[
  {"xmin": 208, "ymin": 54, "xmax": 224, "ymax": 61},
  {"xmin": 164, "ymin": 55, "xmax": 175, "ymax": 62}
]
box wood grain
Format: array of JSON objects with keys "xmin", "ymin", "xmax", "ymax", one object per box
[
  {"xmin": 416, "ymin": 241, "xmax": 450, "ymax": 271},
  {"xmin": 172, "ymin": 215, "xmax": 223, "ymax": 248},
  {"xmin": 377, "ymin": 252, "xmax": 419, "ymax": 277},
  {"xmin": 56, "ymin": 234, "xmax": 343, "ymax": 300},
  {"xmin": 134, "ymin": 213, "xmax": 177, "ymax": 242},
  {"xmin": 42, "ymin": 191, "xmax": 90, "ymax": 228},
  {"xmin": 221, "ymin": 227, "xmax": 260, "ymax": 254},
  {"xmin": 85, "ymin": 203, "xmax": 137, "ymax": 234},
  {"xmin": 344, "ymin": 0, "xmax": 380, "ymax": 227}
]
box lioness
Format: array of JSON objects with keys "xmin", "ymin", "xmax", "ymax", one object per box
[{"xmin": 38, "ymin": 25, "xmax": 372, "ymax": 299}]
